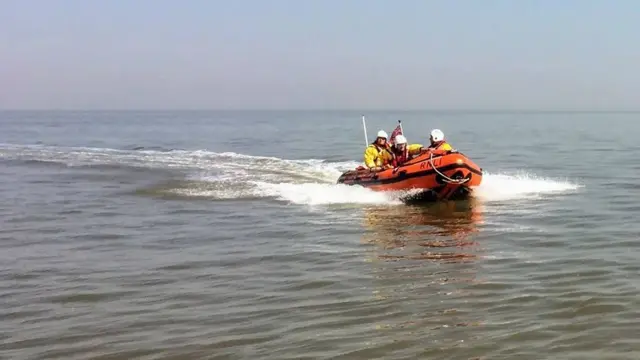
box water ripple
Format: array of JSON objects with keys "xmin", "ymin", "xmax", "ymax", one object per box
[{"xmin": 2, "ymin": 111, "xmax": 640, "ymax": 359}]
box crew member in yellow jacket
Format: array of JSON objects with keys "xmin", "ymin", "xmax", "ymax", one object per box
[
  {"xmin": 427, "ymin": 129, "xmax": 453, "ymax": 152},
  {"xmin": 363, "ymin": 130, "xmax": 393, "ymax": 171}
]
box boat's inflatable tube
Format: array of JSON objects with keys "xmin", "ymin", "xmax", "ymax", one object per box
[{"xmin": 337, "ymin": 150, "xmax": 483, "ymax": 200}]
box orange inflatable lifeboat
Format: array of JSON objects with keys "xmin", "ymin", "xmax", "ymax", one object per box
[{"xmin": 337, "ymin": 150, "xmax": 483, "ymax": 201}]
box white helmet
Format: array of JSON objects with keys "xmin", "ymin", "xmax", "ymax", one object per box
[
  {"xmin": 377, "ymin": 130, "xmax": 388, "ymax": 138},
  {"xmin": 394, "ymin": 134, "xmax": 407, "ymax": 145},
  {"xmin": 430, "ymin": 129, "xmax": 444, "ymax": 142}
]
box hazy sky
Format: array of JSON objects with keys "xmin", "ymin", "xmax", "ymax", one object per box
[{"xmin": 2, "ymin": 0, "xmax": 639, "ymax": 110}]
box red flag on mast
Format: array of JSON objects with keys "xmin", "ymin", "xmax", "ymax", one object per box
[{"xmin": 389, "ymin": 123, "xmax": 403, "ymax": 145}]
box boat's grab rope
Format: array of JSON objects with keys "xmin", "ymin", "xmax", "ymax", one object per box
[{"xmin": 428, "ymin": 152, "xmax": 470, "ymax": 184}]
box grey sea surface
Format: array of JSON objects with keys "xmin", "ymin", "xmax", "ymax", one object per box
[{"xmin": 1, "ymin": 110, "xmax": 639, "ymax": 359}]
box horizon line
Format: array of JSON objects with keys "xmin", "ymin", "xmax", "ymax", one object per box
[{"xmin": 2, "ymin": 108, "xmax": 640, "ymax": 113}]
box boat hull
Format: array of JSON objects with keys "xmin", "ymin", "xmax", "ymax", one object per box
[{"xmin": 337, "ymin": 150, "xmax": 483, "ymax": 201}]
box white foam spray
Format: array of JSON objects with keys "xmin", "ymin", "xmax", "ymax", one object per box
[
  {"xmin": 472, "ymin": 171, "xmax": 582, "ymax": 203},
  {"xmin": 0, "ymin": 144, "xmax": 583, "ymax": 206}
]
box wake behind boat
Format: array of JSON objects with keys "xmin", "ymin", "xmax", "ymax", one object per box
[{"xmin": 337, "ymin": 117, "xmax": 483, "ymax": 201}]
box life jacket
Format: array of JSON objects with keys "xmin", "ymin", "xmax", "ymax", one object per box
[
  {"xmin": 428, "ymin": 141, "xmax": 452, "ymax": 152},
  {"xmin": 365, "ymin": 143, "xmax": 392, "ymax": 168},
  {"xmin": 391, "ymin": 148, "xmax": 408, "ymax": 167}
]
